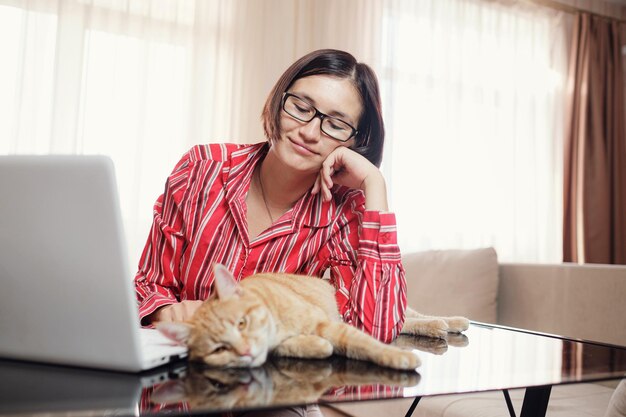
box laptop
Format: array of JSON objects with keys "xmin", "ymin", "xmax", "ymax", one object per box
[{"xmin": 0, "ymin": 155, "xmax": 187, "ymax": 372}]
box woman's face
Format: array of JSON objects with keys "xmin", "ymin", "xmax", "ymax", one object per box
[{"xmin": 272, "ymin": 74, "xmax": 363, "ymax": 174}]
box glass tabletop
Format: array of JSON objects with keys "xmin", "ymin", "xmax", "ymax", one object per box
[
  {"xmin": 398, "ymin": 323, "xmax": 626, "ymax": 398},
  {"xmin": 1, "ymin": 323, "xmax": 625, "ymax": 416}
]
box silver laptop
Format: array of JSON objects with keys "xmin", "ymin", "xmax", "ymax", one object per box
[{"xmin": 0, "ymin": 155, "xmax": 187, "ymax": 372}]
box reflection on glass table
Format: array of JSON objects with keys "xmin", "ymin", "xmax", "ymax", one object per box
[
  {"xmin": 145, "ymin": 332, "xmax": 471, "ymax": 412},
  {"xmin": 148, "ymin": 356, "xmax": 420, "ymax": 411}
]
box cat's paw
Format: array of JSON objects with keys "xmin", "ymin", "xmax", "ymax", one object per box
[
  {"xmin": 380, "ymin": 349, "xmax": 421, "ymax": 370},
  {"xmin": 306, "ymin": 337, "xmax": 334, "ymax": 358},
  {"xmin": 445, "ymin": 316, "xmax": 470, "ymax": 333},
  {"xmin": 402, "ymin": 318, "xmax": 449, "ymax": 339}
]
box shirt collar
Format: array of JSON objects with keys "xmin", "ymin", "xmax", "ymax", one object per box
[{"xmin": 222, "ymin": 142, "xmax": 268, "ymax": 205}]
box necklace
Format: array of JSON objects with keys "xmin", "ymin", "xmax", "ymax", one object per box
[{"xmin": 257, "ymin": 168, "xmax": 274, "ymax": 224}]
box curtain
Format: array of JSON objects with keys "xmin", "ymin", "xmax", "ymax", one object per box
[
  {"xmin": 1, "ymin": 0, "xmax": 221, "ymax": 268},
  {"xmin": 0, "ymin": 0, "xmax": 385, "ymax": 268},
  {"xmin": 1, "ymin": 0, "xmax": 570, "ymax": 265},
  {"xmin": 381, "ymin": 0, "xmax": 569, "ymax": 263},
  {"xmin": 563, "ymin": 13, "xmax": 626, "ymax": 264}
]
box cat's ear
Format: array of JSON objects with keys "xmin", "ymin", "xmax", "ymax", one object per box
[
  {"xmin": 212, "ymin": 263, "xmax": 243, "ymax": 300},
  {"xmin": 155, "ymin": 321, "xmax": 192, "ymax": 346}
]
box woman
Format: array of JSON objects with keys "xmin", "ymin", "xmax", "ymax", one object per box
[{"xmin": 135, "ymin": 49, "xmax": 406, "ymax": 345}]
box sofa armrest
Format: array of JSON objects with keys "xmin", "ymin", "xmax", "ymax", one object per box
[{"xmin": 497, "ymin": 262, "xmax": 626, "ymax": 346}]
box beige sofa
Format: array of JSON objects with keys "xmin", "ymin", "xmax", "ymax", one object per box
[{"xmin": 327, "ymin": 247, "xmax": 626, "ymax": 417}]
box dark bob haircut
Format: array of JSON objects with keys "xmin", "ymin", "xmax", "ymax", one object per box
[{"xmin": 261, "ymin": 49, "xmax": 385, "ymax": 168}]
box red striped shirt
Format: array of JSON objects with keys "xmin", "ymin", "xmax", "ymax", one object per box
[{"xmin": 134, "ymin": 142, "xmax": 406, "ymax": 343}]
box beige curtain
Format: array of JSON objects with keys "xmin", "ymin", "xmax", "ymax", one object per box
[{"xmin": 563, "ymin": 13, "xmax": 626, "ymax": 264}]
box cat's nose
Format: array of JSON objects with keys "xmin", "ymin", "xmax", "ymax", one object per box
[{"xmin": 236, "ymin": 345, "xmax": 252, "ymax": 357}]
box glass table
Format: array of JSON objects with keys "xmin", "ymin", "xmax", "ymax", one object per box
[{"xmin": 1, "ymin": 323, "xmax": 625, "ymax": 417}]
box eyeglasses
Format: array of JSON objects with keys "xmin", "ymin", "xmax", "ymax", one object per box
[{"xmin": 281, "ymin": 93, "xmax": 358, "ymax": 142}]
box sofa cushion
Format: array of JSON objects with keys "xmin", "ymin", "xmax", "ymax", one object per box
[{"xmin": 403, "ymin": 247, "xmax": 498, "ymax": 323}]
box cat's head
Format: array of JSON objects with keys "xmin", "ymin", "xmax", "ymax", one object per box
[{"xmin": 156, "ymin": 264, "xmax": 274, "ymax": 368}]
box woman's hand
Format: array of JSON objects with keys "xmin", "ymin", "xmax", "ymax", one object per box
[
  {"xmin": 311, "ymin": 147, "xmax": 389, "ymax": 211},
  {"xmin": 149, "ymin": 300, "xmax": 203, "ymax": 324}
]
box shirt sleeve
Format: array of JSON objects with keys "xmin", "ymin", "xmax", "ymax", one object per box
[
  {"xmin": 134, "ymin": 152, "xmax": 192, "ymax": 326},
  {"xmin": 325, "ymin": 204, "xmax": 407, "ymax": 344}
]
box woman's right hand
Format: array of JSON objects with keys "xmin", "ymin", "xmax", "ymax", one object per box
[{"xmin": 150, "ymin": 300, "xmax": 203, "ymax": 323}]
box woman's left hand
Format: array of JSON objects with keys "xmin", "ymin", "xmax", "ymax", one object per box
[{"xmin": 311, "ymin": 147, "xmax": 389, "ymax": 211}]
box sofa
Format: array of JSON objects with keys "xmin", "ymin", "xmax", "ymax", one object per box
[{"xmin": 325, "ymin": 247, "xmax": 626, "ymax": 417}]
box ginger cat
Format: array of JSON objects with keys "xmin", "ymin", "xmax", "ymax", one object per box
[{"xmin": 157, "ymin": 265, "xmax": 468, "ymax": 370}]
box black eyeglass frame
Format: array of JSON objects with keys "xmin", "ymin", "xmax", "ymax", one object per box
[{"xmin": 281, "ymin": 92, "xmax": 359, "ymax": 142}]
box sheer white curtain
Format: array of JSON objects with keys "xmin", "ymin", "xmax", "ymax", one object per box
[
  {"xmin": 379, "ymin": 0, "xmax": 570, "ymax": 262},
  {"xmin": 1, "ymin": 0, "xmax": 568, "ymax": 265},
  {"xmin": 2, "ymin": 0, "xmax": 214, "ymax": 266},
  {"xmin": 0, "ymin": 0, "xmax": 384, "ymax": 266}
]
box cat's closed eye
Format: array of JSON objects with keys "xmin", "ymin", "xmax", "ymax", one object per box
[{"xmin": 211, "ymin": 345, "xmax": 230, "ymax": 354}]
